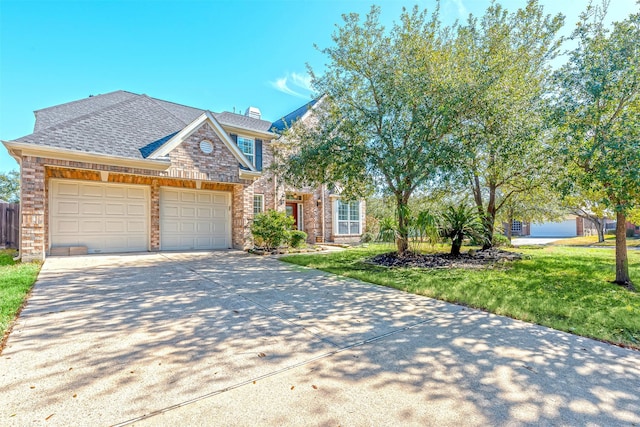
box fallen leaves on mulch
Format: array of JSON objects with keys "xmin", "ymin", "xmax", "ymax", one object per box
[{"xmin": 367, "ymin": 248, "xmax": 523, "ymax": 269}]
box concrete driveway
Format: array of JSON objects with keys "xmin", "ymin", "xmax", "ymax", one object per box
[{"xmin": 1, "ymin": 251, "xmax": 639, "ymax": 426}]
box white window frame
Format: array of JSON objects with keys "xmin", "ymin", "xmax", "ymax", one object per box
[
  {"xmin": 253, "ymin": 194, "xmax": 264, "ymax": 214},
  {"xmin": 237, "ymin": 136, "xmax": 255, "ymax": 165},
  {"xmin": 334, "ymin": 199, "xmax": 361, "ymax": 235}
]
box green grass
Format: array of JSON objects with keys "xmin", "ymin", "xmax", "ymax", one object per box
[
  {"xmin": 282, "ymin": 244, "xmax": 640, "ymax": 349},
  {"xmin": 0, "ymin": 249, "xmax": 41, "ymax": 346},
  {"xmin": 550, "ymin": 235, "xmax": 640, "ymax": 247}
]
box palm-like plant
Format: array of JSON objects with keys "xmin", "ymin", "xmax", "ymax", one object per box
[{"xmin": 440, "ymin": 204, "xmax": 486, "ymax": 256}]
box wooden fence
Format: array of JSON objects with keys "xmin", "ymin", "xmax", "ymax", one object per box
[{"xmin": 0, "ymin": 202, "xmax": 20, "ymax": 249}]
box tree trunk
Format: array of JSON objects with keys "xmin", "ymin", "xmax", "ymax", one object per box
[
  {"xmin": 395, "ymin": 194, "xmax": 410, "ymax": 255},
  {"xmin": 451, "ymin": 235, "xmax": 462, "ymax": 256},
  {"xmin": 506, "ymin": 209, "xmax": 513, "ymax": 243},
  {"xmin": 614, "ymin": 211, "xmax": 633, "ymax": 288},
  {"xmin": 482, "ymin": 192, "xmax": 496, "ymax": 250},
  {"xmin": 596, "ymin": 218, "xmax": 605, "ymax": 243}
]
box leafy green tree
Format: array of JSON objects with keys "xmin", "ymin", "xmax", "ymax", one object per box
[
  {"xmin": 553, "ymin": 3, "xmax": 640, "ymax": 287},
  {"xmin": 0, "ymin": 170, "xmax": 19, "ymax": 203},
  {"xmin": 276, "ymin": 6, "xmax": 459, "ymax": 254},
  {"xmin": 453, "ymin": 0, "xmax": 564, "ymax": 249},
  {"xmin": 563, "ymin": 188, "xmax": 613, "ymax": 243}
]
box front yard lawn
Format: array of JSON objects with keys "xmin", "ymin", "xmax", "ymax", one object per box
[
  {"xmin": 0, "ymin": 249, "xmax": 41, "ymax": 349},
  {"xmin": 281, "ymin": 244, "xmax": 640, "ymax": 349},
  {"xmin": 550, "ymin": 235, "xmax": 640, "ymax": 247}
]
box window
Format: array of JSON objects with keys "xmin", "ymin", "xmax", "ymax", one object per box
[
  {"xmin": 336, "ymin": 200, "xmax": 361, "ymax": 235},
  {"xmin": 511, "ymin": 221, "xmax": 522, "ymax": 233},
  {"xmin": 237, "ymin": 136, "xmax": 254, "ymax": 165},
  {"xmin": 253, "ymin": 194, "xmax": 264, "ymax": 214}
]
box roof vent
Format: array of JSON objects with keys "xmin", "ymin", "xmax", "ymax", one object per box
[{"xmin": 245, "ymin": 106, "xmax": 261, "ymax": 120}]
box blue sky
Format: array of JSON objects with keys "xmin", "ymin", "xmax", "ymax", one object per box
[{"xmin": 0, "ymin": 0, "xmax": 637, "ymax": 172}]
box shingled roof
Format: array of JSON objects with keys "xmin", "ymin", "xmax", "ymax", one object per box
[
  {"xmin": 17, "ymin": 94, "xmax": 191, "ymax": 160},
  {"xmin": 213, "ymin": 112, "xmax": 273, "ymax": 133},
  {"xmin": 271, "ymin": 99, "xmax": 318, "ymax": 133},
  {"xmin": 12, "ymin": 91, "xmax": 276, "ymax": 162}
]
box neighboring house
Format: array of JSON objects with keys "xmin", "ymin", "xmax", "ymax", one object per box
[
  {"xmin": 2, "ymin": 91, "xmax": 364, "ymax": 261},
  {"xmin": 507, "ymin": 215, "xmax": 599, "ymax": 238},
  {"xmin": 509, "ymin": 217, "xmax": 639, "ymax": 238}
]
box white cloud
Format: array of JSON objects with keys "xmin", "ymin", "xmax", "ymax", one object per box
[
  {"xmin": 270, "ymin": 72, "xmax": 312, "ymax": 99},
  {"xmin": 449, "ymin": 0, "xmax": 468, "ymax": 17},
  {"xmin": 290, "ymin": 72, "xmax": 312, "ymax": 91}
]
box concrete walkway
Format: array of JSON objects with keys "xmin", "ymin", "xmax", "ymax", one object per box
[{"xmin": 1, "ymin": 251, "xmax": 638, "ymax": 426}]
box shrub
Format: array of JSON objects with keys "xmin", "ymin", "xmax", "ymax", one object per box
[
  {"xmin": 376, "ymin": 217, "xmax": 397, "ymax": 243},
  {"xmin": 289, "ymin": 230, "xmax": 308, "ymax": 248},
  {"xmin": 361, "ymin": 231, "xmax": 375, "ymax": 243},
  {"xmin": 251, "ymin": 210, "xmax": 294, "ymax": 251},
  {"xmin": 411, "ymin": 210, "xmax": 440, "ymax": 251},
  {"xmin": 440, "ymin": 204, "xmax": 486, "ymax": 256},
  {"xmin": 492, "ymin": 233, "xmax": 511, "ymax": 247}
]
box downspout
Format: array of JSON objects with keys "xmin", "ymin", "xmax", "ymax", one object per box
[
  {"xmin": 13, "ymin": 153, "xmax": 21, "ymax": 262},
  {"xmin": 321, "ymin": 183, "xmax": 325, "ymax": 242}
]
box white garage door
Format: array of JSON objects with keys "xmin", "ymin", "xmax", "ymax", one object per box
[
  {"xmin": 50, "ymin": 180, "xmax": 149, "ymax": 253},
  {"xmin": 530, "ymin": 219, "xmax": 577, "ymax": 237},
  {"xmin": 160, "ymin": 188, "xmax": 230, "ymax": 250}
]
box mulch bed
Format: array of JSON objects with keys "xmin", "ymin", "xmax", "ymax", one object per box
[{"xmin": 367, "ymin": 248, "xmax": 523, "ymax": 269}]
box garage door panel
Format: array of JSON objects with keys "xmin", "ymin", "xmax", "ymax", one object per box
[
  {"xmin": 180, "ymin": 222, "xmax": 196, "ymax": 233},
  {"xmin": 81, "ymin": 185, "xmax": 104, "ymax": 198},
  {"xmin": 181, "ymin": 207, "xmax": 196, "ymax": 218},
  {"xmin": 105, "ymin": 187, "xmax": 126, "ymax": 198},
  {"xmin": 80, "ymin": 220, "xmax": 104, "ymax": 233},
  {"xmin": 197, "ymin": 193, "xmax": 213, "ymax": 203},
  {"xmin": 181, "ymin": 192, "xmax": 196, "ymax": 203},
  {"xmin": 127, "ymin": 220, "xmax": 146, "ymax": 233},
  {"xmin": 56, "ymin": 220, "xmax": 79, "ymax": 233},
  {"xmin": 50, "ymin": 180, "xmax": 148, "ymax": 254},
  {"xmin": 163, "ymin": 190, "xmax": 179, "ymax": 202},
  {"xmin": 160, "ymin": 187, "xmax": 230, "ymax": 250},
  {"xmin": 105, "ymin": 221, "xmax": 125, "ymax": 233},
  {"xmin": 105, "ymin": 203, "xmax": 125, "ymax": 215},
  {"xmin": 128, "ymin": 188, "xmax": 146, "ymax": 199},
  {"xmin": 127, "ymin": 204, "xmax": 146, "ymax": 216},
  {"xmin": 197, "ymin": 207, "xmax": 212, "ymax": 218},
  {"xmin": 212, "ymin": 207, "xmax": 226, "ymax": 219},
  {"xmin": 57, "ymin": 201, "xmax": 80, "ymax": 215},
  {"xmin": 81, "ymin": 202, "xmax": 102, "ymax": 215},
  {"xmin": 196, "ymin": 222, "xmax": 212, "ymax": 233},
  {"xmin": 212, "ymin": 194, "xmax": 227, "ymax": 204}
]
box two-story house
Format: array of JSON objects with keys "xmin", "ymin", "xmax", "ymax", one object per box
[{"xmin": 2, "ymin": 91, "xmax": 364, "ymax": 261}]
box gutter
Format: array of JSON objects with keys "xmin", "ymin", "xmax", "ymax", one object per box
[{"xmin": 2, "ymin": 140, "xmax": 171, "ymax": 171}]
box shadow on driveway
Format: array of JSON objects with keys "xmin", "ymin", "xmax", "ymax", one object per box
[{"xmin": 0, "ymin": 251, "xmax": 638, "ymax": 426}]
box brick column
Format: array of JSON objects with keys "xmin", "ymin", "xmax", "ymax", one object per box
[
  {"xmin": 20, "ymin": 157, "xmax": 46, "ymax": 261},
  {"xmin": 232, "ymin": 183, "xmax": 254, "ymax": 250},
  {"xmin": 150, "ymin": 180, "xmax": 160, "ymax": 250}
]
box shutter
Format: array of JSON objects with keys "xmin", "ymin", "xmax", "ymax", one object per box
[
  {"xmin": 231, "ymin": 134, "xmax": 247, "ymax": 170},
  {"xmin": 255, "ymin": 139, "xmax": 263, "ymax": 171}
]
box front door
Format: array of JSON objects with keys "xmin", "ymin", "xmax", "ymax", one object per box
[{"xmin": 286, "ymin": 202, "xmax": 299, "ymax": 230}]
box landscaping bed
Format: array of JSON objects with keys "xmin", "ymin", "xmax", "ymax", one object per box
[{"xmin": 367, "ymin": 248, "xmax": 522, "ymax": 269}]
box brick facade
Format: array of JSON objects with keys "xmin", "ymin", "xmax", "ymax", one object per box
[{"xmin": 16, "ymin": 119, "xmax": 364, "ymax": 259}]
